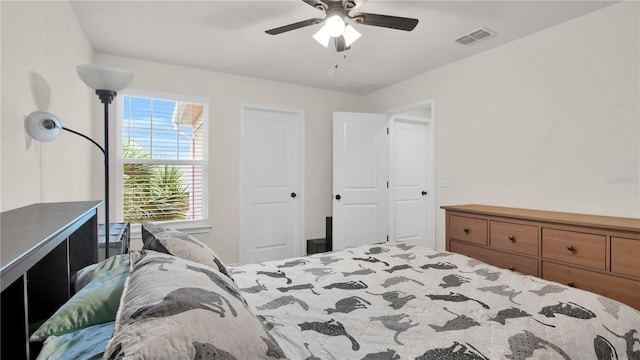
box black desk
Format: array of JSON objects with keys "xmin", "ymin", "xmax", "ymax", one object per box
[{"xmin": 1, "ymin": 201, "xmax": 101, "ymax": 359}]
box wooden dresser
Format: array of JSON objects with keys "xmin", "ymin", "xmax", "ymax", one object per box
[{"xmin": 442, "ymin": 204, "xmax": 640, "ymax": 310}]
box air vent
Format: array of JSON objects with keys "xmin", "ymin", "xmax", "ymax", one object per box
[{"xmin": 454, "ymin": 27, "xmax": 495, "ymax": 46}]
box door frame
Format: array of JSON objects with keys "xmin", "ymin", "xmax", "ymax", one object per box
[
  {"xmin": 386, "ymin": 98, "xmax": 436, "ymax": 248},
  {"xmin": 238, "ymin": 104, "xmax": 305, "ymax": 263}
]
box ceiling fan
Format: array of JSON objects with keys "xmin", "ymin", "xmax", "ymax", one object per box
[{"xmin": 265, "ymin": 0, "xmax": 419, "ymax": 52}]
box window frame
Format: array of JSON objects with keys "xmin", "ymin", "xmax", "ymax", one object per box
[{"xmin": 115, "ymin": 88, "xmax": 210, "ymax": 232}]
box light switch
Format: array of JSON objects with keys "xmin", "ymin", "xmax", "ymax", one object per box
[{"xmin": 438, "ymin": 175, "xmax": 448, "ymax": 188}]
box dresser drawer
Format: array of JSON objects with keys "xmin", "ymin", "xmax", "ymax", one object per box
[
  {"xmin": 449, "ymin": 215, "xmax": 488, "ymax": 246},
  {"xmin": 450, "ymin": 240, "xmax": 538, "ymax": 276},
  {"xmin": 490, "ymin": 221, "xmax": 538, "ymax": 256},
  {"xmin": 543, "ymin": 261, "xmax": 640, "ymax": 310},
  {"xmin": 611, "ymin": 237, "xmax": 640, "ymax": 278},
  {"xmin": 542, "ymin": 228, "xmax": 605, "ymax": 270}
]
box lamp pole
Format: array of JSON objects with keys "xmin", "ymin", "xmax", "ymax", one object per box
[
  {"xmin": 75, "ymin": 64, "xmax": 134, "ymax": 259},
  {"xmin": 96, "ymin": 89, "xmax": 116, "ymax": 258}
]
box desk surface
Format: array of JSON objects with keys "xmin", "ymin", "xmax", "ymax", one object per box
[{"xmin": 1, "ymin": 201, "xmax": 102, "ymax": 275}]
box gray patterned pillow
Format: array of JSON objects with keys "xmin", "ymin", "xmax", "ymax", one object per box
[
  {"xmin": 104, "ymin": 250, "xmax": 286, "ymax": 359},
  {"xmin": 141, "ymin": 223, "xmax": 233, "ymax": 280}
]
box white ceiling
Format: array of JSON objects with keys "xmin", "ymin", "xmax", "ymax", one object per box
[{"xmin": 70, "ymin": 0, "xmax": 616, "ymax": 95}]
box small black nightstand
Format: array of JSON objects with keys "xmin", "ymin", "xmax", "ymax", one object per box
[
  {"xmin": 98, "ymin": 223, "xmax": 130, "ymax": 260},
  {"xmin": 306, "ymin": 216, "xmax": 333, "ymax": 255},
  {"xmin": 307, "ymin": 238, "xmax": 329, "ymax": 255}
]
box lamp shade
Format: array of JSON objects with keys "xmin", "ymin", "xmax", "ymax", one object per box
[
  {"xmin": 313, "ymin": 26, "xmax": 332, "ymax": 47},
  {"xmin": 76, "ymin": 64, "xmax": 134, "ymax": 92},
  {"xmin": 344, "ymin": 24, "xmax": 361, "ymax": 47},
  {"xmin": 25, "ymin": 111, "xmax": 62, "ymax": 142}
]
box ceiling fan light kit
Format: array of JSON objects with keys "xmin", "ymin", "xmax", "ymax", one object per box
[
  {"xmin": 313, "ymin": 16, "xmax": 361, "ymax": 48},
  {"xmin": 266, "ymin": 0, "xmax": 418, "ymax": 52}
]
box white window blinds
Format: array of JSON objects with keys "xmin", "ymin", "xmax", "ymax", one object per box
[{"xmin": 118, "ymin": 93, "xmax": 208, "ymax": 223}]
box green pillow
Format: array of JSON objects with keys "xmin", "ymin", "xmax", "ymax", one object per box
[
  {"xmin": 73, "ymin": 254, "xmax": 129, "ymax": 292},
  {"xmin": 36, "ymin": 321, "xmax": 114, "ymax": 360},
  {"xmin": 30, "ymin": 263, "xmax": 129, "ymax": 341}
]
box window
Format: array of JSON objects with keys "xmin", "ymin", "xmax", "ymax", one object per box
[{"xmin": 116, "ymin": 90, "xmax": 208, "ymax": 225}]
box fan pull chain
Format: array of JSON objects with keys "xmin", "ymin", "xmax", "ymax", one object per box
[{"xmin": 334, "ymin": 54, "xmax": 348, "ymax": 69}]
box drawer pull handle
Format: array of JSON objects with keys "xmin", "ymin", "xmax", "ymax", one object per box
[
  {"xmin": 463, "ymin": 228, "xmax": 470, "ymax": 234},
  {"xmin": 508, "ymin": 266, "xmax": 514, "ymax": 271},
  {"xmin": 508, "ymin": 235, "xmax": 515, "ymax": 242},
  {"xmin": 567, "ymin": 245, "xmax": 574, "ymax": 251},
  {"xmin": 567, "ymin": 281, "xmax": 575, "ymax": 287}
]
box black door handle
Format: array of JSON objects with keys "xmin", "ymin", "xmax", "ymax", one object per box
[
  {"xmin": 291, "ymin": 192, "xmax": 297, "ymax": 198},
  {"xmin": 335, "ymin": 194, "xmax": 341, "ymax": 200},
  {"xmin": 421, "ymin": 191, "xmax": 427, "ymax": 196}
]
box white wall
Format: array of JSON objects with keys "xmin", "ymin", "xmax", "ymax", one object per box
[
  {"xmin": 94, "ymin": 54, "xmax": 365, "ymax": 262},
  {"xmin": 2, "ymin": 1, "xmax": 637, "ymax": 263},
  {"xmin": 1, "ymin": 1, "xmax": 95, "ymax": 211},
  {"xmin": 365, "ymin": 1, "xmax": 640, "ymax": 250}
]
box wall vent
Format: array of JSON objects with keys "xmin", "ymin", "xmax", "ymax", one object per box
[{"xmin": 454, "ymin": 27, "xmax": 495, "ymax": 46}]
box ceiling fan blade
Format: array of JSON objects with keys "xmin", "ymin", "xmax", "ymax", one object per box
[
  {"xmin": 334, "ymin": 35, "xmax": 350, "ymax": 52},
  {"xmin": 350, "ymin": 12, "xmax": 418, "ymax": 31},
  {"xmin": 265, "ymin": 18, "xmax": 325, "ymax": 35}
]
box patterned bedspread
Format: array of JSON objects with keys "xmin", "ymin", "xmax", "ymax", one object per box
[{"xmin": 230, "ymin": 242, "xmax": 640, "ymax": 360}]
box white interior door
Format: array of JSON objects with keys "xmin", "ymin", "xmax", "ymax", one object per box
[
  {"xmin": 389, "ymin": 116, "xmax": 434, "ymax": 247},
  {"xmin": 332, "ymin": 112, "xmax": 388, "ymax": 250},
  {"xmin": 240, "ymin": 105, "xmax": 303, "ymax": 263}
]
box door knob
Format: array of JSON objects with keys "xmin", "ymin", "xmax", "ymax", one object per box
[
  {"xmin": 291, "ymin": 192, "xmax": 297, "ymax": 198},
  {"xmin": 421, "ymin": 191, "xmax": 427, "ymax": 196},
  {"xmin": 335, "ymin": 194, "xmax": 341, "ymax": 200}
]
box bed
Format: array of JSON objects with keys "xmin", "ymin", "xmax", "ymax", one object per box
[{"xmin": 26, "ymin": 222, "xmax": 639, "ymax": 360}]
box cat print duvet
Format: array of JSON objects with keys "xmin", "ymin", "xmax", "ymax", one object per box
[{"xmin": 230, "ymin": 242, "xmax": 640, "ymax": 360}]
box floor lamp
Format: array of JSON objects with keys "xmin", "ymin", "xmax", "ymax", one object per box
[{"xmin": 24, "ymin": 64, "xmax": 133, "ymax": 259}]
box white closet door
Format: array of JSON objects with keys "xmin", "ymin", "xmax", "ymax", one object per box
[
  {"xmin": 390, "ymin": 116, "xmax": 432, "ymax": 247},
  {"xmin": 240, "ymin": 106, "xmax": 303, "ymax": 263},
  {"xmin": 332, "ymin": 112, "xmax": 388, "ymax": 250}
]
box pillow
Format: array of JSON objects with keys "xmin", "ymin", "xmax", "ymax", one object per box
[
  {"xmin": 30, "ymin": 263, "xmax": 129, "ymax": 341},
  {"xmin": 141, "ymin": 223, "xmax": 232, "ymax": 280},
  {"xmin": 36, "ymin": 321, "xmax": 114, "ymax": 360},
  {"xmin": 72, "ymin": 254, "xmax": 129, "ymax": 292},
  {"xmin": 104, "ymin": 250, "xmax": 286, "ymax": 359},
  {"xmin": 140, "ymin": 222, "xmax": 159, "ymax": 248}
]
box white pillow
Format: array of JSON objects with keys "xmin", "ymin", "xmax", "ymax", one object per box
[{"xmin": 141, "ymin": 223, "xmax": 233, "ymax": 280}]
